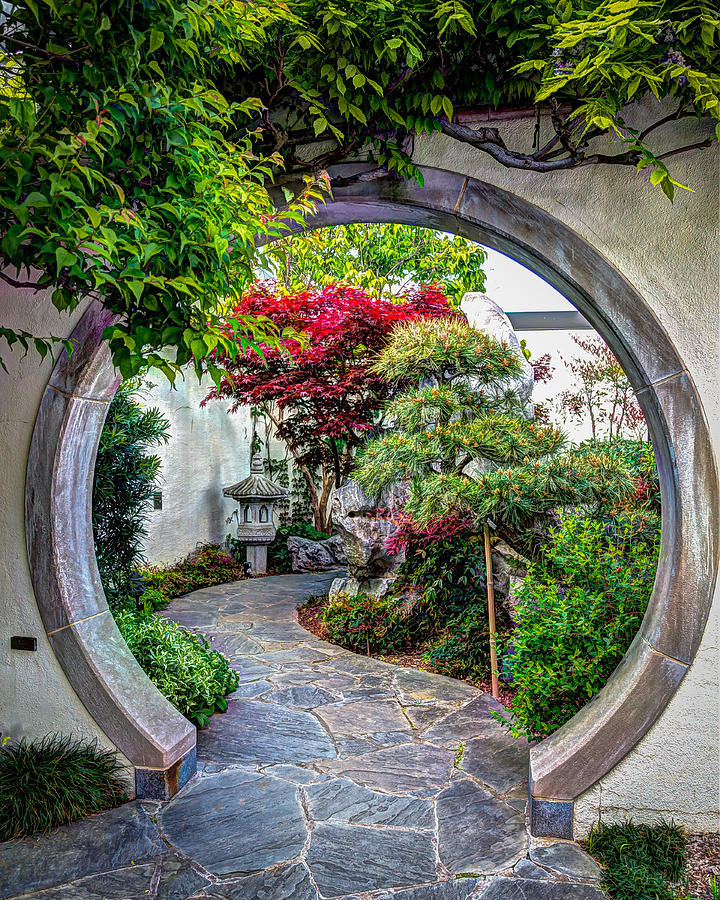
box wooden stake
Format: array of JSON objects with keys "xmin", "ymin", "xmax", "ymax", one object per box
[{"xmin": 483, "ymin": 521, "xmax": 500, "ymax": 700}]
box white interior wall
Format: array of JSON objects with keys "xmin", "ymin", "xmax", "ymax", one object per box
[{"xmin": 140, "ymin": 376, "xmax": 287, "ymax": 566}]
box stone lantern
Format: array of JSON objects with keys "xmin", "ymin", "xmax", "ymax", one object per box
[{"xmin": 223, "ymin": 452, "xmax": 287, "ymax": 575}]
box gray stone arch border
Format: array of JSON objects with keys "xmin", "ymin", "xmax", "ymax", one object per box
[{"xmin": 25, "ymin": 165, "xmax": 718, "ymax": 833}]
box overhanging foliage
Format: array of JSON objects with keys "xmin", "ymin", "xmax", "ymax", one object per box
[{"xmin": 0, "ymin": 0, "xmax": 717, "ymax": 370}]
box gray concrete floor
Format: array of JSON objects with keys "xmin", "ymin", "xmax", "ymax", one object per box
[{"xmin": 2, "ymin": 573, "xmax": 605, "ymax": 899}]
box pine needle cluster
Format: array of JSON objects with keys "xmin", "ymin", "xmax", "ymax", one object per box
[{"xmin": 354, "ymin": 316, "xmax": 635, "ymax": 551}]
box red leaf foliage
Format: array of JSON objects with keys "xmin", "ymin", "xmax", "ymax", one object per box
[{"xmin": 203, "ymin": 282, "xmax": 454, "ymax": 474}]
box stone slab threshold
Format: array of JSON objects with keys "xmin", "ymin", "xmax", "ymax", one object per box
[{"xmin": 0, "ymin": 573, "xmax": 604, "ymax": 899}]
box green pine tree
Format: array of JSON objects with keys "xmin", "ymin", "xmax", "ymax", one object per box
[{"xmin": 354, "ymin": 316, "xmax": 635, "ymax": 554}]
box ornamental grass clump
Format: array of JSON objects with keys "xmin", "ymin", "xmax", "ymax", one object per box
[
  {"xmin": 0, "ymin": 735, "xmax": 129, "ymax": 841},
  {"xmin": 586, "ymin": 819, "xmax": 687, "ymax": 900}
]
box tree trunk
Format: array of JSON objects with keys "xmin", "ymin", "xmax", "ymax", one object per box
[
  {"xmin": 296, "ymin": 461, "xmax": 324, "ymax": 532},
  {"xmin": 318, "ymin": 465, "xmax": 336, "ymax": 534}
]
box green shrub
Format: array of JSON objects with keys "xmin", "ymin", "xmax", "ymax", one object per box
[
  {"xmin": 0, "ymin": 735, "xmax": 128, "ymax": 840},
  {"xmin": 93, "ymin": 380, "xmax": 170, "ymax": 607},
  {"xmin": 267, "ymin": 523, "xmax": 330, "ymax": 574},
  {"xmin": 576, "ymin": 438, "xmax": 660, "ymax": 521},
  {"xmin": 138, "ymin": 543, "xmax": 246, "ymax": 609},
  {"xmin": 587, "ymin": 819, "xmax": 687, "ymax": 900},
  {"xmin": 115, "ymin": 611, "xmax": 239, "ymax": 727},
  {"xmin": 394, "ymin": 533, "xmax": 488, "ymax": 630},
  {"xmin": 422, "ymin": 604, "xmax": 491, "ymax": 681},
  {"xmin": 320, "ymin": 591, "xmax": 422, "ymax": 654},
  {"xmin": 497, "ymin": 513, "xmax": 659, "ymax": 739},
  {"xmin": 317, "ymin": 534, "xmax": 494, "ymax": 670}
]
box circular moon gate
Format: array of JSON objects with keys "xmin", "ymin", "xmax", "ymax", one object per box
[{"xmin": 25, "ymin": 167, "xmax": 719, "ymax": 836}]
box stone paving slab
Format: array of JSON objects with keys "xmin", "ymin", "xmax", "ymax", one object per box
[
  {"xmin": 196, "ymin": 698, "xmax": 337, "ymax": 766},
  {"xmin": 205, "ymin": 862, "xmax": 317, "ymax": 900},
  {"xmin": 320, "ymin": 743, "xmax": 456, "ymax": 796},
  {"xmin": 14, "ymin": 863, "xmax": 157, "ymax": 900},
  {"xmin": 159, "ymin": 768, "xmax": 306, "ymax": 875},
  {"xmin": 458, "ymin": 735, "xmax": 530, "ymax": 796},
  {"xmin": 315, "ymin": 698, "xmax": 411, "ymax": 735},
  {"xmin": 306, "ymin": 821, "xmax": 438, "ymax": 896},
  {"xmin": 375, "ymin": 879, "xmax": 485, "ymax": 900},
  {"xmin": 2, "ymin": 572, "xmax": 606, "ymax": 900},
  {"xmin": 436, "ymin": 778, "xmax": 527, "ymax": 873},
  {"xmin": 481, "ymin": 879, "xmax": 606, "ymax": 899},
  {"xmin": 529, "ymin": 842, "xmax": 602, "ymax": 880},
  {"xmin": 304, "ymin": 776, "xmax": 435, "ymax": 828},
  {"xmin": 0, "ymin": 802, "xmax": 164, "ymax": 897}
]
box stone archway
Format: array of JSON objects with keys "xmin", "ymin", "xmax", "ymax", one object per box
[{"xmin": 25, "ymin": 165, "xmax": 719, "ymax": 835}]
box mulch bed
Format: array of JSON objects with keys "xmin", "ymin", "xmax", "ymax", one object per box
[
  {"xmin": 676, "ymin": 832, "xmax": 720, "ymax": 899},
  {"xmin": 296, "ymin": 596, "xmax": 514, "ymax": 708}
]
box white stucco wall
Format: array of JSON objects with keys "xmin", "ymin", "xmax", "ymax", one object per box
[
  {"xmin": 412, "ymin": 106, "xmax": 719, "ymax": 835},
  {"xmin": 139, "ymin": 376, "xmax": 289, "ymax": 565},
  {"xmin": 0, "ymin": 287, "xmax": 131, "ymax": 774},
  {"xmin": 0, "ymin": 104, "xmax": 717, "ymax": 831}
]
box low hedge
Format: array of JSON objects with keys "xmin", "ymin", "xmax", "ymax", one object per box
[{"xmin": 138, "ymin": 543, "xmax": 246, "ymax": 610}]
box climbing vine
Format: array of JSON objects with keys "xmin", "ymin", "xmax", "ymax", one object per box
[
  {"xmin": 232, "ymin": 0, "xmax": 719, "ymax": 198},
  {"xmin": 1, "ymin": 0, "xmax": 717, "ymax": 368}
]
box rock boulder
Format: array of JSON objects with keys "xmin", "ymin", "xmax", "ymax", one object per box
[
  {"xmin": 288, "ymin": 534, "xmax": 347, "ymax": 573},
  {"xmin": 460, "ymin": 292, "xmax": 534, "ymax": 409},
  {"xmin": 329, "ymin": 480, "xmax": 408, "ymax": 599}
]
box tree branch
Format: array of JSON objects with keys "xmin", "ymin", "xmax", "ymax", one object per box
[
  {"xmin": 638, "ymin": 104, "xmax": 691, "ymax": 141},
  {"xmin": 0, "ymin": 271, "xmax": 47, "ymax": 290},
  {"xmin": 439, "ymin": 118, "xmax": 641, "ymax": 171},
  {"xmin": 656, "ymin": 138, "xmax": 715, "ymax": 161}
]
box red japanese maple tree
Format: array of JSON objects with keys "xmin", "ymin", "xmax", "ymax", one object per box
[{"xmin": 203, "ymin": 282, "xmax": 453, "ymax": 532}]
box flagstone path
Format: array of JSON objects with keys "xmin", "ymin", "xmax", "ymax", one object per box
[{"xmin": 1, "ymin": 572, "xmax": 605, "ymax": 900}]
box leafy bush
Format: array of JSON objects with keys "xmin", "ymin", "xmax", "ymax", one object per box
[
  {"xmin": 320, "ymin": 591, "xmax": 423, "ymax": 654},
  {"xmin": 394, "ymin": 532, "xmax": 488, "ymax": 629},
  {"xmin": 588, "ymin": 438, "xmax": 660, "ymax": 520},
  {"xmin": 267, "ymin": 523, "xmax": 331, "ymax": 575},
  {"xmin": 0, "ymin": 735, "xmax": 128, "ymax": 840},
  {"xmin": 93, "ymin": 380, "xmax": 170, "ymax": 607},
  {"xmin": 422, "ymin": 604, "xmax": 491, "ymax": 681},
  {"xmin": 115, "ymin": 611, "xmax": 239, "ymax": 727},
  {"xmin": 587, "ymin": 819, "xmax": 687, "ymax": 900},
  {"xmin": 319, "ymin": 532, "xmax": 497, "ymax": 676},
  {"xmin": 138, "ymin": 544, "xmax": 246, "ymax": 610},
  {"xmin": 497, "ymin": 513, "xmax": 659, "ymax": 739}
]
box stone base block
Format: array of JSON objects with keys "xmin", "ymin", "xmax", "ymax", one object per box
[
  {"xmin": 530, "ymin": 796, "xmax": 574, "ymax": 840},
  {"xmin": 135, "ymin": 745, "xmax": 196, "ymax": 800}
]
